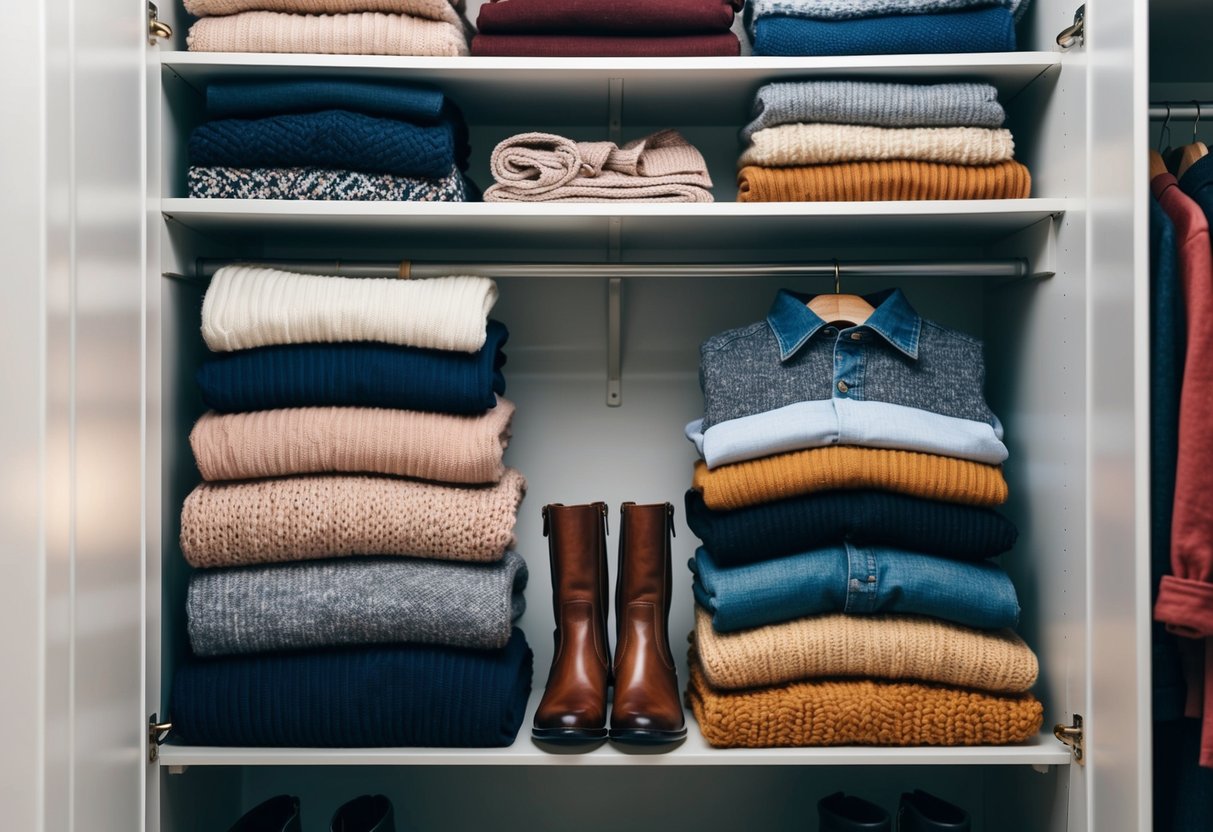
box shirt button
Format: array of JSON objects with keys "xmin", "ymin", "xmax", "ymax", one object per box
[
  {"xmin": 850, "ymin": 332, "xmax": 863, "ymax": 341},
  {"xmin": 866, "ymin": 576, "xmax": 877, "ymax": 583},
  {"xmin": 837, "ymin": 381, "xmax": 849, "ymax": 394},
  {"xmin": 823, "ymin": 327, "xmax": 837, "ymax": 336}
]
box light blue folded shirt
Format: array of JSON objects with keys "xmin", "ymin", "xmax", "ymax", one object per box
[{"xmin": 685, "ymin": 397, "xmax": 1007, "ymax": 469}]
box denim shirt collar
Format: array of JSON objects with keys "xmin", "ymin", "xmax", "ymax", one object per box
[{"xmin": 766, "ymin": 287, "xmax": 922, "ymax": 362}]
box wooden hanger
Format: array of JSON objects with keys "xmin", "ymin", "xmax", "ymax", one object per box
[
  {"xmin": 1150, "ymin": 149, "xmax": 1170, "ymax": 180},
  {"xmin": 1178, "ymin": 102, "xmax": 1209, "ymax": 179},
  {"xmin": 807, "ymin": 261, "xmax": 874, "ymax": 327}
]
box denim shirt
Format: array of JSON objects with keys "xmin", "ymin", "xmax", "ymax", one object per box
[
  {"xmin": 699, "ymin": 288, "xmax": 999, "ymax": 430},
  {"xmin": 691, "ymin": 544, "xmax": 1020, "ymax": 633}
]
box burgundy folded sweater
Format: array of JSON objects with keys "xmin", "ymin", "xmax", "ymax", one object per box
[
  {"xmin": 471, "ymin": 32, "xmax": 740, "ymax": 56},
  {"xmin": 476, "ymin": 0, "xmax": 741, "ymax": 35}
]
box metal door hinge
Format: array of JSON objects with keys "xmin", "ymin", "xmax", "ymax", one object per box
[
  {"xmin": 148, "ymin": 714, "xmax": 173, "ymax": 763},
  {"xmin": 1053, "ymin": 714, "xmax": 1084, "ymax": 764},
  {"xmin": 148, "ymin": 2, "xmax": 173, "ymax": 45},
  {"xmin": 1056, "ymin": 4, "xmax": 1084, "ymax": 49}
]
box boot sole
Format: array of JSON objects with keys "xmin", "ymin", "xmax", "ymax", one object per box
[
  {"xmin": 609, "ymin": 727, "xmax": 688, "ymax": 745},
  {"xmin": 532, "ymin": 727, "xmax": 608, "ymax": 744}
]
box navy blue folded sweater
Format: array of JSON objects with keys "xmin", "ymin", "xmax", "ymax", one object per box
[
  {"xmin": 751, "ymin": 6, "xmax": 1016, "ymax": 56},
  {"xmin": 196, "ymin": 320, "xmax": 508, "ymax": 414},
  {"xmin": 170, "ymin": 628, "xmax": 532, "ymax": 747},
  {"xmin": 189, "ymin": 110, "xmax": 457, "ymax": 179},
  {"xmin": 206, "ymin": 79, "xmax": 449, "ymax": 122},
  {"xmin": 684, "ymin": 488, "xmax": 1017, "ymax": 567}
]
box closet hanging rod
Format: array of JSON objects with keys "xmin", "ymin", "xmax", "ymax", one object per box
[
  {"xmin": 182, "ymin": 258, "xmax": 1030, "ymax": 281},
  {"xmin": 1150, "ymin": 103, "xmax": 1213, "ymax": 120}
]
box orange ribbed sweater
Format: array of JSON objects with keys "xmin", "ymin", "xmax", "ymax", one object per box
[
  {"xmin": 691, "ymin": 446, "xmax": 1008, "ymax": 511},
  {"xmin": 737, "ymin": 159, "xmax": 1031, "ymax": 202}
]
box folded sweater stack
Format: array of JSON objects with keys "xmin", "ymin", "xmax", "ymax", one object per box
[
  {"xmin": 737, "ymin": 81, "xmax": 1031, "ymax": 202},
  {"xmin": 682, "ymin": 286, "xmax": 1043, "ymax": 749},
  {"xmin": 185, "ymin": 0, "xmax": 471, "ymax": 55},
  {"xmin": 189, "ymin": 79, "xmax": 474, "ymax": 201},
  {"xmin": 485, "ymin": 130, "xmax": 714, "ymax": 202},
  {"xmin": 171, "ymin": 266, "xmax": 532, "ymax": 749},
  {"xmin": 746, "ymin": 0, "xmax": 1028, "ymax": 56},
  {"xmin": 472, "ymin": 0, "xmax": 743, "ymax": 57}
]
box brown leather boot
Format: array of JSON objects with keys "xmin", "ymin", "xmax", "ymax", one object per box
[
  {"xmin": 532, "ymin": 502, "xmax": 611, "ymax": 743},
  {"xmin": 609, "ymin": 501, "xmax": 686, "ymax": 745}
]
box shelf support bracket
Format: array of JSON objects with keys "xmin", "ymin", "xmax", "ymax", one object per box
[
  {"xmin": 1053, "ymin": 713, "xmax": 1085, "ymax": 765},
  {"xmin": 148, "ymin": 714, "xmax": 172, "ymax": 764}
]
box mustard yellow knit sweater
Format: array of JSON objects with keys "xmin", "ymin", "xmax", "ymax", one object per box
[{"xmin": 737, "ymin": 159, "xmax": 1031, "ymax": 202}]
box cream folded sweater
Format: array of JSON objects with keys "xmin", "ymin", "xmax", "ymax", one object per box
[
  {"xmin": 201, "ymin": 266, "xmax": 497, "ymax": 353},
  {"xmin": 183, "ymin": 0, "xmax": 467, "ymax": 28},
  {"xmin": 693, "ymin": 607, "xmax": 1038, "ymax": 694},
  {"xmin": 180, "ymin": 469, "xmax": 526, "ymax": 568},
  {"xmin": 739, "ymin": 124, "xmax": 1016, "ymax": 168},
  {"xmin": 187, "ymin": 11, "xmax": 470, "ymax": 56},
  {"xmin": 190, "ymin": 398, "xmax": 514, "ymax": 484}
]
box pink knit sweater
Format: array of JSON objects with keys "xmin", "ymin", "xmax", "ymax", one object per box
[
  {"xmin": 190, "ymin": 398, "xmax": 514, "ymax": 485},
  {"xmin": 187, "ymin": 11, "xmax": 470, "ymax": 56}
]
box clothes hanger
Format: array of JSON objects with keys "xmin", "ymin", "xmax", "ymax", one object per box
[
  {"xmin": 1158, "ymin": 104, "xmax": 1187, "ymax": 175},
  {"xmin": 1178, "ymin": 101, "xmax": 1209, "ymax": 179},
  {"xmin": 1151, "ymin": 105, "xmax": 1171, "ymax": 179},
  {"xmin": 806, "ymin": 261, "xmax": 875, "ymax": 328}
]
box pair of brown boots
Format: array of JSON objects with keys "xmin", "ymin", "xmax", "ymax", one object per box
[{"xmin": 532, "ymin": 501, "xmax": 686, "ymax": 746}]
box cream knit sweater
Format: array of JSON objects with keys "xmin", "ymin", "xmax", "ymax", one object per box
[
  {"xmin": 693, "ymin": 607, "xmax": 1038, "ymax": 694},
  {"xmin": 184, "ymin": 0, "xmax": 467, "ymax": 29},
  {"xmin": 190, "ymin": 398, "xmax": 514, "ymax": 484},
  {"xmin": 201, "ymin": 266, "xmax": 497, "ymax": 353},
  {"xmin": 739, "ymin": 124, "xmax": 1016, "ymax": 168},
  {"xmin": 187, "ymin": 11, "xmax": 470, "ymax": 56}
]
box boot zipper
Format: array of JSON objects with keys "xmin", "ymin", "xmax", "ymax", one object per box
[
  {"xmin": 667, "ymin": 502, "xmax": 676, "ymax": 537},
  {"xmin": 541, "ymin": 504, "xmax": 550, "ymax": 537},
  {"xmin": 600, "ymin": 502, "xmax": 609, "ymax": 536}
]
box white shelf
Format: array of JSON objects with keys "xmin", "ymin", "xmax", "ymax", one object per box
[
  {"xmin": 161, "ymin": 52, "xmax": 1062, "ymax": 124},
  {"xmin": 157, "ymin": 694, "xmax": 1071, "ymax": 768},
  {"xmin": 161, "ymin": 198, "xmax": 1072, "ymax": 251}
]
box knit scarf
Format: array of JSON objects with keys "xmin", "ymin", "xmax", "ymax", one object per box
[
  {"xmin": 187, "ymin": 165, "xmax": 470, "ymax": 202},
  {"xmin": 740, "ymin": 124, "xmax": 1016, "ymax": 168},
  {"xmin": 187, "ymin": 551, "xmax": 528, "ymax": 656},
  {"xmin": 737, "ymin": 160, "xmax": 1032, "ymax": 202},
  {"xmin": 187, "ymin": 11, "xmax": 470, "ymax": 56}
]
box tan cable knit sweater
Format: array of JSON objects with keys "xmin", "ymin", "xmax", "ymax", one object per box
[
  {"xmin": 190, "ymin": 398, "xmax": 514, "ymax": 484},
  {"xmin": 184, "ymin": 0, "xmax": 468, "ymax": 28},
  {"xmin": 187, "ymin": 11, "xmax": 470, "ymax": 56},
  {"xmin": 180, "ymin": 469, "xmax": 525, "ymax": 567},
  {"xmin": 739, "ymin": 124, "xmax": 1016, "ymax": 168},
  {"xmin": 693, "ymin": 607, "xmax": 1038, "ymax": 693}
]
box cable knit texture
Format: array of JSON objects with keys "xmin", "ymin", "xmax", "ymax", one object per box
[
  {"xmin": 693, "ymin": 607, "xmax": 1037, "ymax": 692},
  {"xmin": 172, "ymin": 629, "xmax": 532, "ymax": 747},
  {"xmin": 179, "ymin": 469, "xmax": 526, "ymax": 567},
  {"xmin": 691, "ymin": 448, "xmax": 1008, "ymax": 511},
  {"xmin": 201, "ymin": 267, "xmax": 497, "ymax": 353},
  {"xmin": 740, "ymin": 124, "xmax": 1015, "ymax": 168},
  {"xmin": 485, "ymin": 130, "xmax": 713, "ymax": 202},
  {"xmin": 471, "ymin": 32, "xmax": 739, "ymax": 56},
  {"xmin": 748, "ymin": 0, "xmax": 1027, "ymax": 21},
  {"xmin": 476, "ymin": 0, "xmax": 741, "ymax": 33},
  {"xmin": 184, "ymin": 0, "xmax": 468, "ymax": 27},
  {"xmin": 188, "ymin": 551, "xmax": 528, "ymax": 656},
  {"xmin": 750, "ymin": 7, "xmax": 1015, "ymax": 57},
  {"xmin": 196, "ymin": 320, "xmax": 507, "ymax": 414},
  {"xmin": 188, "ymin": 165, "xmax": 470, "ymax": 201},
  {"xmin": 190, "ymin": 398, "xmax": 514, "ymax": 483},
  {"xmin": 190, "ymin": 111, "xmax": 457, "ymax": 179},
  {"xmin": 737, "ymin": 160, "xmax": 1031, "ymax": 202},
  {"xmin": 187, "ymin": 11, "xmax": 470, "ymax": 56},
  {"xmin": 684, "ymin": 489, "xmax": 1017, "ymax": 565},
  {"xmin": 742, "ymin": 81, "xmax": 1005, "ymax": 141},
  {"xmin": 686, "ymin": 656, "xmax": 1043, "ymax": 748}
]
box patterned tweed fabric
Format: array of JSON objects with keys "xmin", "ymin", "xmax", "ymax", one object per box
[
  {"xmin": 190, "ymin": 398, "xmax": 514, "ymax": 484},
  {"xmin": 692, "ymin": 607, "xmax": 1038, "ymax": 692},
  {"xmin": 179, "ymin": 469, "xmax": 526, "ymax": 567},
  {"xmin": 188, "ymin": 165, "xmax": 468, "ymax": 201},
  {"xmin": 188, "ymin": 551, "xmax": 528, "ymax": 656},
  {"xmin": 691, "ymin": 447, "xmax": 1009, "ymax": 511},
  {"xmin": 187, "ymin": 11, "xmax": 470, "ymax": 56},
  {"xmin": 739, "ymin": 124, "xmax": 1015, "ymax": 168},
  {"xmin": 189, "ymin": 111, "xmax": 456, "ymax": 179},
  {"xmin": 686, "ymin": 656, "xmax": 1043, "ymax": 748},
  {"xmin": 201, "ymin": 267, "xmax": 497, "ymax": 353}
]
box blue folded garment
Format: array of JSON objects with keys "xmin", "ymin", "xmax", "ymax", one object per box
[
  {"xmin": 171, "ymin": 628, "xmax": 532, "ymax": 747},
  {"xmin": 195, "ymin": 319, "xmax": 508, "ymax": 414},
  {"xmin": 691, "ymin": 544, "xmax": 1020, "ymax": 633},
  {"xmin": 206, "ymin": 79, "xmax": 449, "ymax": 122},
  {"xmin": 189, "ymin": 110, "xmax": 457, "ymax": 179},
  {"xmin": 751, "ymin": 6, "xmax": 1016, "ymax": 56}
]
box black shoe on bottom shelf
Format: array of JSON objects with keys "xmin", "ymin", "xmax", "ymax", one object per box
[
  {"xmin": 227, "ymin": 795, "xmax": 301, "ymax": 832},
  {"xmin": 331, "ymin": 795, "xmax": 395, "ymax": 832},
  {"xmin": 897, "ymin": 790, "xmax": 971, "ymax": 832},
  {"xmin": 818, "ymin": 792, "xmax": 891, "ymax": 832}
]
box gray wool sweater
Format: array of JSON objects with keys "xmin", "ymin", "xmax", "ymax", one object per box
[
  {"xmin": 740, "ymin": 81, "xmax": 1006, "ymax": 143},
  {"xmin": 187, "ymin": 551, "xmax": 527, "ymax": 657}
]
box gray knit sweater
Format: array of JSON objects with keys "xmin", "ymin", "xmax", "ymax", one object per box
[
  {"xmin": 187, "ymin": 551, "xmax": 527, "ymax": 656},
  {"xmin": 747, "ymin": 0, "xmax": 1028, "ymax": 22},
  {"xmin": 740, "ymin": 82, "xmax": 1006, "ymax": 143}
]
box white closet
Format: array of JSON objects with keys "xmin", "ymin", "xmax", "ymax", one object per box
[{"xmin": 0, "ymin": 0, "xmax": 1150, "ymax": 830}]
